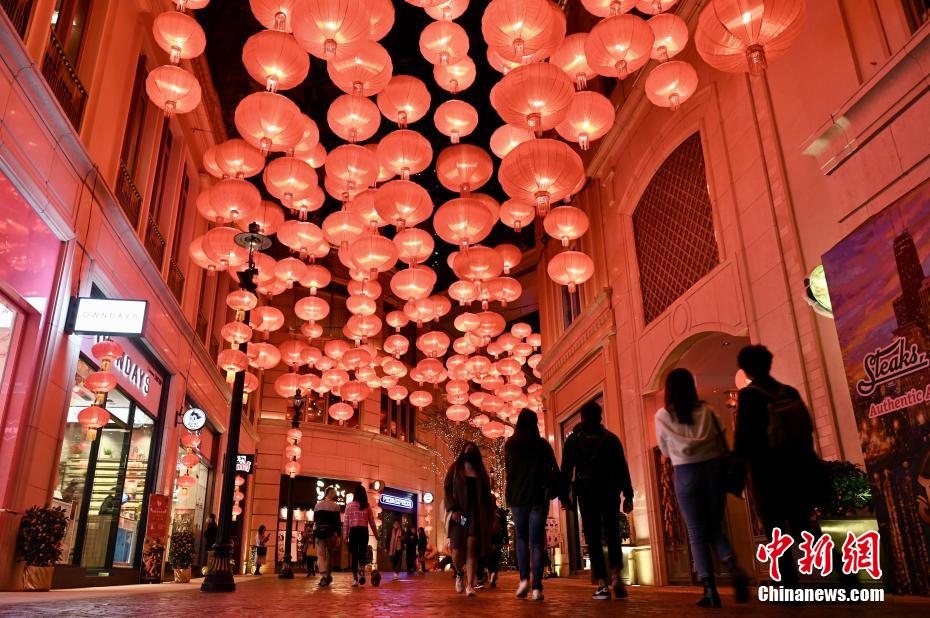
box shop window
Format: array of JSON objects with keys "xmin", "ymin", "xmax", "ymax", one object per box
[
  {"xmin": 0, "ymin": 296, "xmax": 23, "ymax": 424},
  {"xmin": 145, "ymin": 124, "xmax": 173, "ymax": 267},
  {"xmin": 116, "ymin": 56, "xmax": 150, "ymax": 227},
  {"xmin": 561, "ymin": 284, "xmax": 582, "ymax": 330},
  {"xmin": 633, "ymin": 133, "xmax": 719, "ymax": 325},
  {"xmin": 51, "ymin": 0, "xmax": 92, "ymax": 67},
  {"xmin": 380, "ymin": 392, "xmax": 415, "ymax": 443},
  {"xmin": 56, "ymin": 358, "xmax": 156, "ymax": 570}
]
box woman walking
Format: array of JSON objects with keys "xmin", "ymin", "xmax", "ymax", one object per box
[
  {"xmin": 253, "ymin": 524, "xmax": 270, "ymax": 575},
  {"xmin": 505, "ymin": 409, "xmax": 560, "ymax": 601},
  {"xmin": 655, "ymin": 368, "xmax": 749, "ymax": 608},
  {"xmin": 344, "ymin": 484, "xmax": 379, "ymax": 587},
  {"xmin": 416, "ymin": 527, "xmax": 428, "ymax": 573},
  {"xmin": 388, "ymin": 520, "xmax": 404, "ymax": 580},
  {"xmin": 313, "ymin": 486, "xmax": 341, "ymax": 586},
  {"xmin": 443, "ymin": 441, "xmax": 494, "ymax": 597}
]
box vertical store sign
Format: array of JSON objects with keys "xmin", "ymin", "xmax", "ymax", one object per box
[
  {"xmin": 823, "ymin": 179, "xmax": 930, "ymax": 595},
  {"xmin": 140, "ymin": 494, "xmax": 171, "ymax": 583}
]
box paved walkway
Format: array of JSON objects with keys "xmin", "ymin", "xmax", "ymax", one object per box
[{"xmin": 0, "ymin": 571, "xmax": 925, "ymax": 617}]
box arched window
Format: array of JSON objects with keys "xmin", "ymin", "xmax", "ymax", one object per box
[{"xmin": 632, "ymin": 133, "xmax": 719, "ymax": 324}]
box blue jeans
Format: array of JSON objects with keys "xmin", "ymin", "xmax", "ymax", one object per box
[
  {"xmin": 512, "ymin": 504, "xmax": 547, "ymax": 590},
  {"xmin": 673, "ymin": 457, "xmax": 736, "ymax": 580}
]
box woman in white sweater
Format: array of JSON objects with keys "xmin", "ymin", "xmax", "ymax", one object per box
[{"xmin": 655, "ymin": 368, "xmax": 748, "ymax": 608}]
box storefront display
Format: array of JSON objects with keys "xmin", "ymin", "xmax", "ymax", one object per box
[
  {"xmin": 53, "ymin": 336, "xmax": 166, "ymax": 585},
  {"xmin": 169, "ymin": 410, "xmax": 217, "ymax": 573}
]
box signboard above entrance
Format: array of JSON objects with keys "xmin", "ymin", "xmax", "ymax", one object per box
[{"xmin": 70, "ymin": 297, "xmax": 148, "ymax": 336}]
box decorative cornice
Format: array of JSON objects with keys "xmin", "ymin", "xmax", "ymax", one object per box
[{"xmin": 538, "ymin": 289, "xmax": 614, "ymax": 384}]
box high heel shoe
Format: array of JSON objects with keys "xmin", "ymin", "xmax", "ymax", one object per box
[{"xmin": 697, "ymin": 577, "xmax": 722, "ymax": 608}]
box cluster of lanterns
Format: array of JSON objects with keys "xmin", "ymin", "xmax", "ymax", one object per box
[
  {"xmin": 146, "ymin": 0, "xmax": 208, "ymax": 115},
  {"xmin": 233, "ymin": 474, "xmax": 246, "ymax": 520},
  {"xmin": 76, "ymin": 339, "xmax": 124, "ymax": 440},
  {"xmin": 177, "ymin": 429, "xmax": 202, "ymax": 496},
  {"xmin": 184, "ymin": 0, "xmax": 806, "ymax": 450},
  {"xmin": 284, "ymin": 425, "xmax": 303, "ymax": 478}
]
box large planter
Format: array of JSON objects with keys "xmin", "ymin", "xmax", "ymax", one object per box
[
  {"xmin": 174, "ymin": 567, "xmax": 192, "ymax": 583},
  {"xmin": 22, "ymin": 565, "xmax": 54, "ymax": 591}
]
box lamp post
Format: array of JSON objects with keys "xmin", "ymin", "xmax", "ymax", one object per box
[
  {"xmin": 278, "ymin": 389, "xmax": 304, "ymax": 579},
  {"xmin": 202, "ymin": 224, "xmax": 270, "ymax": 593}
]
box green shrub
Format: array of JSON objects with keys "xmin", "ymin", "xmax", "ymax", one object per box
[
  {"xmin": 819, "ymin": 461, "xmax": 873, "ymax": 517},
  {"xmin": 16, "ymin": 506, "xmax": 68, "ymax": 567},
  {"xmin": 169, "ymin": 528, "xmax": 196, "ymax": 569}
]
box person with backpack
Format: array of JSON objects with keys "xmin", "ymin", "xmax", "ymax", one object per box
[
  {"xmin": 656, "ymin": 368, "xmax": 750, "ymax": 608},
  {"xmin": 561, "ymin": 400, "xmax": 633, "ymax": 600},
  {"xmin": 505, "ymin": 409, "xmax": 560, "ymax": 601},
  {"xmin": 734, "ymin": 344, "xmax": 830, "ymax": 590},
  {"xmin": 313, "ymin": 486, "xmax": 342, "ymax": 586}
]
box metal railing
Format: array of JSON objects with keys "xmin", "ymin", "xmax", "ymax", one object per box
[
  {"xmin": 144, "ymin": 214, "xmax": 166, "ymax": 267},
  {"xmin": 168, "ymin": 258, "xmax": 185, "ymax": 303},
  {"xmin": 0, "ymin": 0, "xmax": 33, "ymax": 38},
  {"xmin": 115, "ymin": 160, "xmax": 143, "ymax": 227},
  {"xmin": 41, "ymin": 29, "xmax": 87, "ymax": 130}
]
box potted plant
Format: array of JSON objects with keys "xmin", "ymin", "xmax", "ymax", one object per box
[
  {"xmin": 169, "ymin": 528, "xmax": 195, "ymax": 583},
  {"xmin": 816, "ymin": 460, "xmax": 874, "ymax": 518},
  {"xmin": 15, "ymin": 505, "xmax": 68, "ymax": 591}
]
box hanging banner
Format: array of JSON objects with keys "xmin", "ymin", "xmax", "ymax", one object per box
[
  {"xmin": 822, "ymin": 180, "xmax": 930, "ymax": 595},
  {"xmin": 140, "ymin": 494, "xmax": 171, "ymax": 583}
]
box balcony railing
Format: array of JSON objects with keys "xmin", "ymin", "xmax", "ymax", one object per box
[
  {"xmin": 41, "ymin": 29, "xmax": 87, "ymax": 130},
  {"xmin": 115, "ymin": 160, "xmax": 143, "ymax": 227},
  {"xmin": 144, "ymin": 214, "xmax": 166, "ymax": 267},
  {"xmin": 0, "ymin": 0, "xmax": 33, "ymax": 38},
  {"xmin": 168, "ymin": 258, "xmax": 185, "ymax": 303}
]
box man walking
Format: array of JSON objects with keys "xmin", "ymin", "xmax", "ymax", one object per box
[{"xmin": 561, "ymin": 400, "xmax": 634, "ymax": 600}]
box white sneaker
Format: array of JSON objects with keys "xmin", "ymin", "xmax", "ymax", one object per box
[
  {"xmin": 532, "ymin": 590, "xmax": 544, "ymax": 601},
  {"xmin": 455, "ymin": 575, "xmax": 464, "ymax": 593},
  {"xmin": 465, "ymin": 585, "xmax": 477, "ymax": 597},
  {"xmin": 515, "ymin": 579, "xmax": 530, "ymax": 598}
]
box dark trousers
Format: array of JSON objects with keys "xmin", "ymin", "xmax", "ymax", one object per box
[
  {"xmin": 674, "ymin": 458, "xmax": 737, "ymax": 580},
  {"xmin": 578, "ymin": 491, "xmax": 623, "ymax": 583},
  {"xmin": 758, "ymin": 498, "xmax": 818, "ymax": 588},
  {"xmin": 405, "ymin": 544, "xmax": 417, "ymax": 572},
  {"xmin": 348, "ymin": 527, "xmax": 368, "ymax": 575},
  {"xmin": 391, "ymin": 550, "xmax": 403, "ymax": 573}
]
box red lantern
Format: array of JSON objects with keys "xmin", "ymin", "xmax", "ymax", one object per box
[
  {"xmin": 644, "ymin": 60, "xmax": 698, "ymax": 110},
  {"xmin": 146, "ymin": 65, "xmax": 201, "ymax": 116},
  {"xmin": 446, "ymin": 404, "xmax": 470, "ymax": 423},
  {"xmin": 218, "ymin": 348, "xmax": 249, "ymax": 376},
  {"xmin": 547, "ymin": 250, "xmax": 595, "ymax": 293},
  {"xmin": 544, "ymin": 205, "xmax": 590, "ymax": 246},
  {"xmin": 550, "ymin": 32, "xmax": 595, "ymax": 90},
  {"xmin": 580, "ymin": 0, "xmax": 636, "ymax": 16},
  {"xmin": 499, "ymin": 139, "xmax": 585, "ymax": 214},
  {"xmin": 648, "ymin": 12, "xmax": 689, "ymax": 61},
  {"xmin": 453, "ymin": 245, "xmax": 503, "ymax": 283},
  {"xmin": 417, "ymin": 330, "xmax": 451, "ymax": 358},
  {"xmin": 91, "ymin": 339, "xmax": 124, "ymax": 366},
  {"xmin": 376, "ymin": 130, "xmax": 433, "ymax": 180},
  {"xmin": 207, "ymin": 139, "xmax": 265, "ymax": 179},
  {"xmin": 636, "ymin": 0, "xmax": 678, "ymax": 15},
  {"xmin": 250, "ymin": 0, "xmax": 300, "ymax": 31},
  {"xmin": 329, "ymin": 402, "xmax": 355, "ymax": 423},
  {"xmin": 200, "ymin": 178, "xmax": 261, "ymax": 223},
  {"xmin": 248, "ymin": 341, "xmax": 283, "ymax": 370},
  {"xmin": 234, "ymin": 91, "xmax": 304, "ymax": 154},
  {"xmin": 449, "ymin": 280, "xmax": 478, "ymax": 306},
  {"xmin": 433, "ymin": 100, "xmax": 478, "ymax": 144},
  {"xmin": 481, "ymin": 0, "xmax": 565, "ymax": 63},
  {"xmin": 250, "ymin": 306, "xmax": 286, "ymax": 336},
  {"xmin": 495, "ymin": 243, "xmax": 522, "ymax": 274},
  {"xmin": 242, "ymin": 29, "xmax": 309, "ymax": 91},
  {"xmin": 324, "ymin": 144, "xmax": 379, "ymax": 200},
  {"xmin": 292, "ymin": 0, "xmax": 371, "ymax": 59},
  {"xmin": 153, "ymin": 10, "xmax": 206, "ymax": 63},
  {"xmin": 409, "ymin": 390, "xmax": 433, "ymax": 409},
  {"xmin": 435, "ymin": 144, "xmax": 493, "ymax": 194},
  {"xmin": 277, "ymin": 220, "xmax": 325, "ymax": 255},
  {"xmin": 695, "ymin": 0, "xmax": 805, "ymax": 75},
  {"xmin": 274, "ymin": 372, "xmax": 303, "ymax": 398},
  {"xmin": 433, "ymin": 197, "xmax": 495, "ymax": 249},
  {"xmin": 374, "ymin": 180, "xmax": 433, "ymax": 229},
  {"xmin": 221, "ymin": 321, "xmax": 253, "ymax": 345},
  {"xmin": 346, "ymin": 294, "xmax": 377, "ymax": 316},
  {"xmin": 84, "ymin": 371, "xmax": 117, "ymax": 395},
  {"xmin": 394, "ymin": 227, "xmax": 435, "ymax": 265},
  {"xmin": 425, "ymin": 0, "xmax": 468, "ymax": 20},
  {"xmin": 419, "ymin": 20, "xmax": 469, "ymax": 65},
  {"xmin": 384, "ymin": 333, "xmax": 410, "ymax": 358},
  {"xmin": 555, "ymin": 90, "xmax": 615, "ymax": 150},
  {"xmin": 434, "ymin": 56, "xmax": 476, "ymax": 93},
  {"xmin": 263, "ymin": 156, "xmax": 318, "ymax": 207},
  {"xmin": 202, "ymin": 226, "xmax": 249, "ymax": 271},
  {"xmin": 386, "ymin": 310, "xmax": 409, "ymax": 332},
  {"xmin": 327, "ymin": 94, "xmax": 381, "ymax": 143},
  {"xmin": 585, "ymin": 14, "xmax": 655, "ymax": 79},
  {"xmin": 377, "ymin": 75, "xmax": 431, "ymax": 127},
  {"xmin": 347, "ymin": 232, "xmax": 398, "ymax": 279},
  {"xmin": 322, "ymin": 209, "xmax": 367, "ymax": 248},
  {"xmin": 368, "ymin": 0, "xmax": 395, "ymax": 40},
  {"xmin": 299, "ymin": 263, "xmax": 332, "ymax": 294},
  {"xmin": 493, "ymin": 62, "xmax": 574, "ymax": 131},
  {"xmin": 489, "ymin": 124, "xmax": 534, "ymax": 160},
  {"xmin": 487, "ymin": 276, "xmax": 522, "ymax": 306},
  {"xmin": 326, "ymin": 41, "xmax": 393, "ymax": 95}
]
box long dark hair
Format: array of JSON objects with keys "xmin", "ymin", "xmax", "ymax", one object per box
[
  {"xmin": 456, "ymin": 441, "xmax": 489, "ymax": 477},
  {"xmin": 512, "ymin": 409, "xmax": 540, "ymax": 442},
  {"xmin": 664, "ymin": 368, "xmax": 702, "ymax": 425},
  {"xmin": 353, "ymin": 484, "xmax": 369, "ymax": 509}
]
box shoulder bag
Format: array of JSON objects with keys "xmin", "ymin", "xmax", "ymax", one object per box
[{"xmin": 710, "ymin": 412, "xmax": 746, "ymax": 498}]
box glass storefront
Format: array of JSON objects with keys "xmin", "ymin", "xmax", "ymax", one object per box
[
  {"xmin": 170, "ymin": 416, "xmax": 216, "ymax": 571},
  {"xmin": 0, "ymin": 296, "xmax": 22, "ymax": 422},
  {"xmin": 54, "ymin": 346, "xmax": 163, "ymax": 576}
]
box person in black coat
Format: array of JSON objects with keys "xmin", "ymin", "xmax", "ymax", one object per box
[
  {"xmin": 561, "ymin": 400, "xmax": 633, "ymax": 600},
  {"xmin": 404, "ymin": 522, "xmax": 419, "ymax": 574}
]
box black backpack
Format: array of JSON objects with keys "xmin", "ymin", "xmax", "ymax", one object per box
[{"xmin": 752, "ymin": 384, "xmax": 813, "ymax": 451}]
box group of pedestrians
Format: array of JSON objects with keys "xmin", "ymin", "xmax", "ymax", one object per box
[{"xmin": 387, "ymin": 520, "xmax": 429, "ymax": 578}]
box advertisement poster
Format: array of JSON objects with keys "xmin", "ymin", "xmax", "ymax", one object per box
[
  {"xmin": 140, "ymin": 494, "xmax": 170, "ymax": 583},
  {"xmin": 822, "ymin": 181, "xmax": 930, "ymax": 595}
]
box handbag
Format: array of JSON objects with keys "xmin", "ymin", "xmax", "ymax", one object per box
[{"xmin": 710, "ymin": 413, "xmax": 746, "ymax": 498}]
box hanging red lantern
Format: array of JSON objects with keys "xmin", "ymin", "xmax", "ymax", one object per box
[
  {"xmin": 374, "ymin": 180, "xmax": 433, "ymax": 229},
  {"xmin": 377, "ymin": 75, "xmax": 431, "ymax": 127},
  {"xmin": 326, "ymin": 41, "xmax": 393, "ymax": 95},
  {"xmin": 391, "ymin": 266, "xmax": 437, "ymax": 301},
  {"xmin": 250, "ymin": 0, "xmax": 299, "ymax": 31},
  {"xmin": 487, "ymin": 276, "xmax": 522, "ymax": 306},
  {"xmin": 153, "ymin": 10, "xmax": 206, "ymax": 64},
  {"xmin": 263, "ymin": 156, "xmax": 318, "ymax": 207},
  {"xmin": 544, "ymin": 205, "xmax": 590, "ymax": 246},
  {"xmin": 242, "ymin": 29, "xmax": 309, "ymax": 91},
  {"xmin": 550, "ymin": 32, "xmax": 595, "ymax": 90},
  {"xmin": 580, "ymin": 0, "xmax": 636, "ymax": 16},
  {"xmin": 91, "ymin": 339, "xmax": 124, "ymax": 368},
  {"xmin": 299, "ymin": 263, "xmax": 332, "ymax": 294},
  {"xmin": 555, "ymin": 90, "xmax": 615, "ymax": 150},
  {"xmin": 547, "ymin": 250, "xmax": 595, "ymax": 293},
  {"xmin": 394, "ymin": 227, "xmax": 435, "ymax": 265},
  {"xmin": 199, "ymin": 178, "xmax": 261, "ymax": 223},
  {"xmin": 433, "ymin": 100, "xmax": 478, "ymax": 144},
  {"xmin": 234, "ymin": 91, "xmax": 304, "ymax": 154},
  {"xmin": 433, "ymin": 197, "xmax": 495, "ymax": 249},
  {"xmin": 327, "ymin": 94, "xmax": 381, "ymax": 143},
  {"xmin": 493, "ymin": 62, "xmax": 574, "ymax": 131},
  {"xmin": 248, "ymin": 341, "xmax": 283, "ymax": 370},
  {"xmin": 292, "ymin": 0, "xmax": 371, "ymax": 59},
  {"xmin": 202, "ymin": 227, "xmax": 249, "ymax": 271},
  {"xmin": 435, "ymin": 144, "xmax": 493, "ymax": 194},
  {"xmin": 386, "ymin": 310, "xmax": 409, "ymax": 332},
  {"xmin": 419, "ymin": 20, "xmax": 469, "ymax": 65},
  {"xmin": 324, "ymin": 144, "xmax": 379, "ymax": 200},
  {"xmin": 644, "ymin": 60, "xmax": 699, "ymax": 110},
  {"xmin": 383, "ymin": 333, "xmax": 410, "ymax": 358},
  {"xmin": 489, "ymin": 125, "xmax": 534, "ymax": 160},
  {"xmin": 347, "ymin": 232, "xmax": 398, "ymax": 279},
  {"xmin": 322, "ymin": 210, "xmax": 367, "ymax": 248},
  {"xmin": 499, "ymin": 139, "xmax": 585, "ymax": 214},
  {"xmin": 636, "ymin": 0, "xmax": 678, "ymax": 15},
  {"xmin": 409, "ymin": 390, "xmax": 433, "ymax": 409},
  {"xmin": 368, "ymin": 0, "xmax": 395, "ymax": 40},
  {"xmin": 277, "ymin": 219, "xmax": 325, "ymax": 256},
  {"xmin": 481, "ymin": 0, "xmax": 565, "ymax": 63},
  {"xmin": 694, "ymin": 0, "xmax": 805, "ymax": 75},
  {"xmin": 221, "ymin": 321, "xmax": 253, "ymax": 346},
  {"xmin": 585, "ymin": 14, "xmax": 655, "ymax": 80},
  {"xmin": 648, "ymin": 12, "xmax": 689, "ymax": 61},
  {"xmin": 376, "ymin": 130, "xmax": 433, "ymax": 180},
  {"xmin": 453, "ymin": 245, "xmax": 503, "ymax": 283},
  {"xmin": 206, "ymin": 139, "xmax": 265, "ymax": 179},
  {"xmin": 329, "ymin": 402, "xmax": 355, "ymax": 423},
  {"xmin": 495, "ymin": 243, "xmax": 522, "ymax": 274},
  {"xmin": 146, "ymin": 65, "xmax": 202, "ymax": 116},
  {"xmin": 434, "ymin": 56, "xmax": 476, "ymax": 93},
  {"xmin": 448, "ymin": 280, "xmax": 478, "ymax": 306},
  {"xmin": 250, "ymin": 306, "xmax": 286, "ymax": 336}
]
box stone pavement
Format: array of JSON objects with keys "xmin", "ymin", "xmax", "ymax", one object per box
[{"xmin": 0, "ymin": 571, "xmax": 925, "ymax": 617}]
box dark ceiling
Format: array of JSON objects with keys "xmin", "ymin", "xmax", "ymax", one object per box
[{"xmin": 195, "ymin": 1, "xmax": 537, "ymax": 288}]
